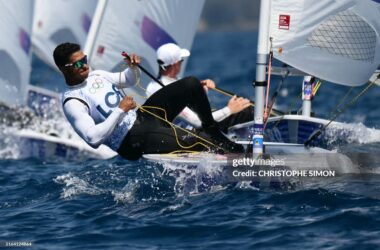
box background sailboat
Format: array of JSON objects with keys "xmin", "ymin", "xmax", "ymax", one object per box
[
  {"xmin": 1, "ymin": 0, "xmax": 115, "ymax": 160},
  {"xmin": 0, "ymin": 0, "xmax": 33, "ymax": 107},
  {"xmin": 0, "ymin": 0, "xmax": 206, "ymax": 160},
  {"xmin": 145, "ymin": 0, "xmax": 380, "ymax": 173},
  {"xmin": 229, "ymin": 0, "xmax": 380, "ymax": 147},
  {"xmin": 28, "ymin": 0, "xmax": 98, "ymax": 112},
  {"xmin": 32, "ymin": 0, "xmax": 97, "ymax": 71}
]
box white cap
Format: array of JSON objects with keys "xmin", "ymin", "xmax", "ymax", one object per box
[{"xmin": 157, "ymin": 43, "xmax": 190, "ymax": 67}]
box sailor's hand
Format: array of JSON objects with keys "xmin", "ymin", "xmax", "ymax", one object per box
[
  {"xmin": 200, "ymin": 79, "xmax": 216, "ymax": 92},
  {"xmin": 119, "ymin": 96, "xmax": 137, "ymax": 112},
  {"xmin": 121, "ymin": 52, "xmax": 141, "ymax": 66},
  {"xmin": 227, "ymin": 95, "xmax": 251, "ymax": 114}
]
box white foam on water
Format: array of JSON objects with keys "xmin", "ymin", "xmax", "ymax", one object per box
[
  {"xmin": 159, "ymin": 155, "xmax": 227, "ymax": 197},
  {"xmin": 54, "ymin": 173, "xmax": 103, "ymax": 199},
  {"xmin": 112, "ymin": 180, "xmax": 139, "ymax": 204},
  {"xmin": 325, "ymin": 122, "xmax": 380, "ymax": 145},
  {"xmin": 235, "ymin": 181, "xmax": 260, "ymax": 190},
  {"xmin": 0, "ymin": 125, "xmax": 22, "ymax": 159}
]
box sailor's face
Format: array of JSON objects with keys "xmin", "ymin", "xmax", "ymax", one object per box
[{"xmin": 66, "ymin": 51, "xmax": 90, "ymax": 80}]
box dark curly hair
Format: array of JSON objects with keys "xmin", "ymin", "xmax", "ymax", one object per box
[{"xmin": 53, "ymin": 42, "xmax": 81, "ymax": 67}]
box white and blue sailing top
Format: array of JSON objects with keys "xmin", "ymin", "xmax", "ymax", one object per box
[{"xmin": 62, "ymin": 69, "xmax": 138, "ymax": 151}]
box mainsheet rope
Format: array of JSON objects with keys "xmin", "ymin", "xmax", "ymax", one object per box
[
  {"xmin": 263, "ymin": 38, "xmax": 274, "ymax": 125},
  {"xmin": 118, "ymin": 63, "xmax": 224, "ymax": 154}
]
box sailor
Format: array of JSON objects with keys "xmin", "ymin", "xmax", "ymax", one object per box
[
  {"xmin": 53, "ymin": 42, "xmax": 244, "ymax": 160},
  {"xmin": 146, "ymin": 43, "xmax": 254, "ymax": 133}
]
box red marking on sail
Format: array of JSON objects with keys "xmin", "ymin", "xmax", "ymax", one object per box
[
  {"xmin": 97, "ymin": 45, "xmax": 105, "ymax": 56},
  {"xmin": 279, "ymin": 15, "xmax": 290, "ymax": 30}
]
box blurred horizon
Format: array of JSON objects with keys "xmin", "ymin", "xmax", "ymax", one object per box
[{"xmin": 199, "ymin": 0, "xmax": 260, "ymax": 32}]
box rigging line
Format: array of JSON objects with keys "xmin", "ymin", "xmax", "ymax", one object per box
[
  {"xmin": 265, "ymin": 76, "xmax": 305, "ymax": 136},
  {"xmin": 304, "ymin": 80, "xmax": 377, "ymax": 147},
  {"xmin": 328, "ymin": 86, "xmax": 354, "ymax": 117},
  {"xmin": 211, "ymin": 87, "xmax": 283, "ymax": 116},
  {"xmin": 122, "ymin": 52, "xmax": 165, "ymax": 88},
  {"xmin": 288, "ymin": 92, "xmax": 302, "ymax": 114},
  {"xmin": 118, "ymin": 64, "xmax": 149, "ymax": 101},
  {"xmin": 122, "ymin": 52, "xmax": 262, "ymax": 114},
  {"xmin": 167, "ymin": 150, "xmax": 205, "ymax": 155},
  {"xmin": 117, "ymin": 67, "xmax": 217, "ymax": 151},
  {"xmin": 264, "ymin": 37, "xmax": 274, "ymax": 123},
  {"xmin": 266, "ymin": 79, "xmax": 322, "ymax": 138},
  {"xmin": 123, "ymin": 50, "xmax": 283, "ymax": 117},
  {"xmin": 263, "ymin": 67, "xmax": 288, "ymax": 129},
  {"xmin": 140, "ymin": 105, "xmax": 214, "ymax": 151},
  {"xmin": 313, "ymin": 81, "xmax": 322, "ymax": 96}
]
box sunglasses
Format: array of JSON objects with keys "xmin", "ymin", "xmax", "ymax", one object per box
[{"xmin": 65, "ymin": 55, "xmax": 87, "ymax": 69}]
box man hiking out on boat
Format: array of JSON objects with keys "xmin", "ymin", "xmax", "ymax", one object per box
[
  {"xmin": 53, "ymin": 42, "xmax": 244, "ymax": 160},
  {"xmin": 146, "ymin": 43, "xmax": 254, "ymax": 133}
]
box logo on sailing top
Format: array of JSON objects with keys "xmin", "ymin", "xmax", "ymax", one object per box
[
  {"xmin": 89, "ymin": 79, "xmax": 104, "ymax": 94},
  {"xmin": 279, "ymin": 15, "xmax": 290, "ymax": 30}
]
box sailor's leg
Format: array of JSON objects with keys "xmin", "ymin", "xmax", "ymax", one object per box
[
  {"xmin": 141, "ymin": 77, "xmax": 244, "ymax": 153},
  {"xmin": 117, "ymin": 118, "xmax": 210, "ymax": 160},
  {"xmin": 143, "ymin": 76, "xmax": 214, "ymax": 127}
]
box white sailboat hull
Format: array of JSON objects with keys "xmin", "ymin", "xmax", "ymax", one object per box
[
  {"xmin": 143, "ymin": 142, "xmax": 357, "ymax": 173},
  {"xmin": 228, "ymin": 114, "xmax": 346, "ymax": 145},
  {"xmin": 5, "ymin": 129, "xmax": 117, "ymax": 160}
]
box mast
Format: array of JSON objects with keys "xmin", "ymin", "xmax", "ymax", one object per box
[
  {"xmin": 301, "ymin": 76, "xmax": 312, "ymax": 117},
  {"xmin": 84, "ymin": 0, "xmax": 107, "ymax": 65},
  {"xmin": 253, "ymin": 0, "xmax": 271, "ymax": 154}
]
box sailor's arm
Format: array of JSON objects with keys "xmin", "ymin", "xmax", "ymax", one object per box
[
  {"xmin": 178, "ymin": 106, "xmax": 232, "ymax": 129},
  {"xmin": 208, "ymin": 96, "xmax": 251, "ymax": 122},
  {"xmin": 179, "ymin": 96, "xmax": 251, "ymax": 127},
  {"xmin": 212, "ymin": 107, "xmax": 231, "ymax": 122},
  {"xmin": 63, "ymin": 99, "xmax": 132, "ymax": 148},
  {"xmin": 226, "ymin": 96, "xmax": 251, "ymax": 114},
  {"xmin": 108, "ymin": 53, "xmax": 141, "ymax": 88},
  {"xmin": 106, "ymin": 66, "xmax": 141, "ymax": 89}
]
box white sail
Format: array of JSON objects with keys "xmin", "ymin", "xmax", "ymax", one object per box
[
  {"xmin": 0, "ymin": 0, "xmax": 33, "ymax": 106},
  {"xmin": 32, "ymin": 0, "xmax": 97, "ymax": 70},
  {"xmin": 269, "ymin": 0, "xmax": 380, "ymax": 86},
  {"xmin": 85, "ymin": 0, "xmax": 205, "ymax": 82}
]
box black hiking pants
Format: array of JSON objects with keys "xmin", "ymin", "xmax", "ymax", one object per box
[{"xmin": 117, "ymin": 76, "xmax": 217, "ymax": 160}]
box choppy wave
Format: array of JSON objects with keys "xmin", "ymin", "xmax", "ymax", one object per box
[{"xmin": 325, "ymin": 122, "xmax": 380, "ymax": 145}]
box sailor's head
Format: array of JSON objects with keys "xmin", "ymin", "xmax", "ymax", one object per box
[
  {"xmin": 156, "ymin": 43, "xmax": 190, "ymax": 76},
  {"xmin": 53, "ymin": 42, "xmax": 90, "ymax": 85}
]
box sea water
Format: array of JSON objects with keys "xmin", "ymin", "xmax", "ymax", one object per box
[{"xmin": 1, "ymin": 31, "xmax": 380, "ymax": 249}]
